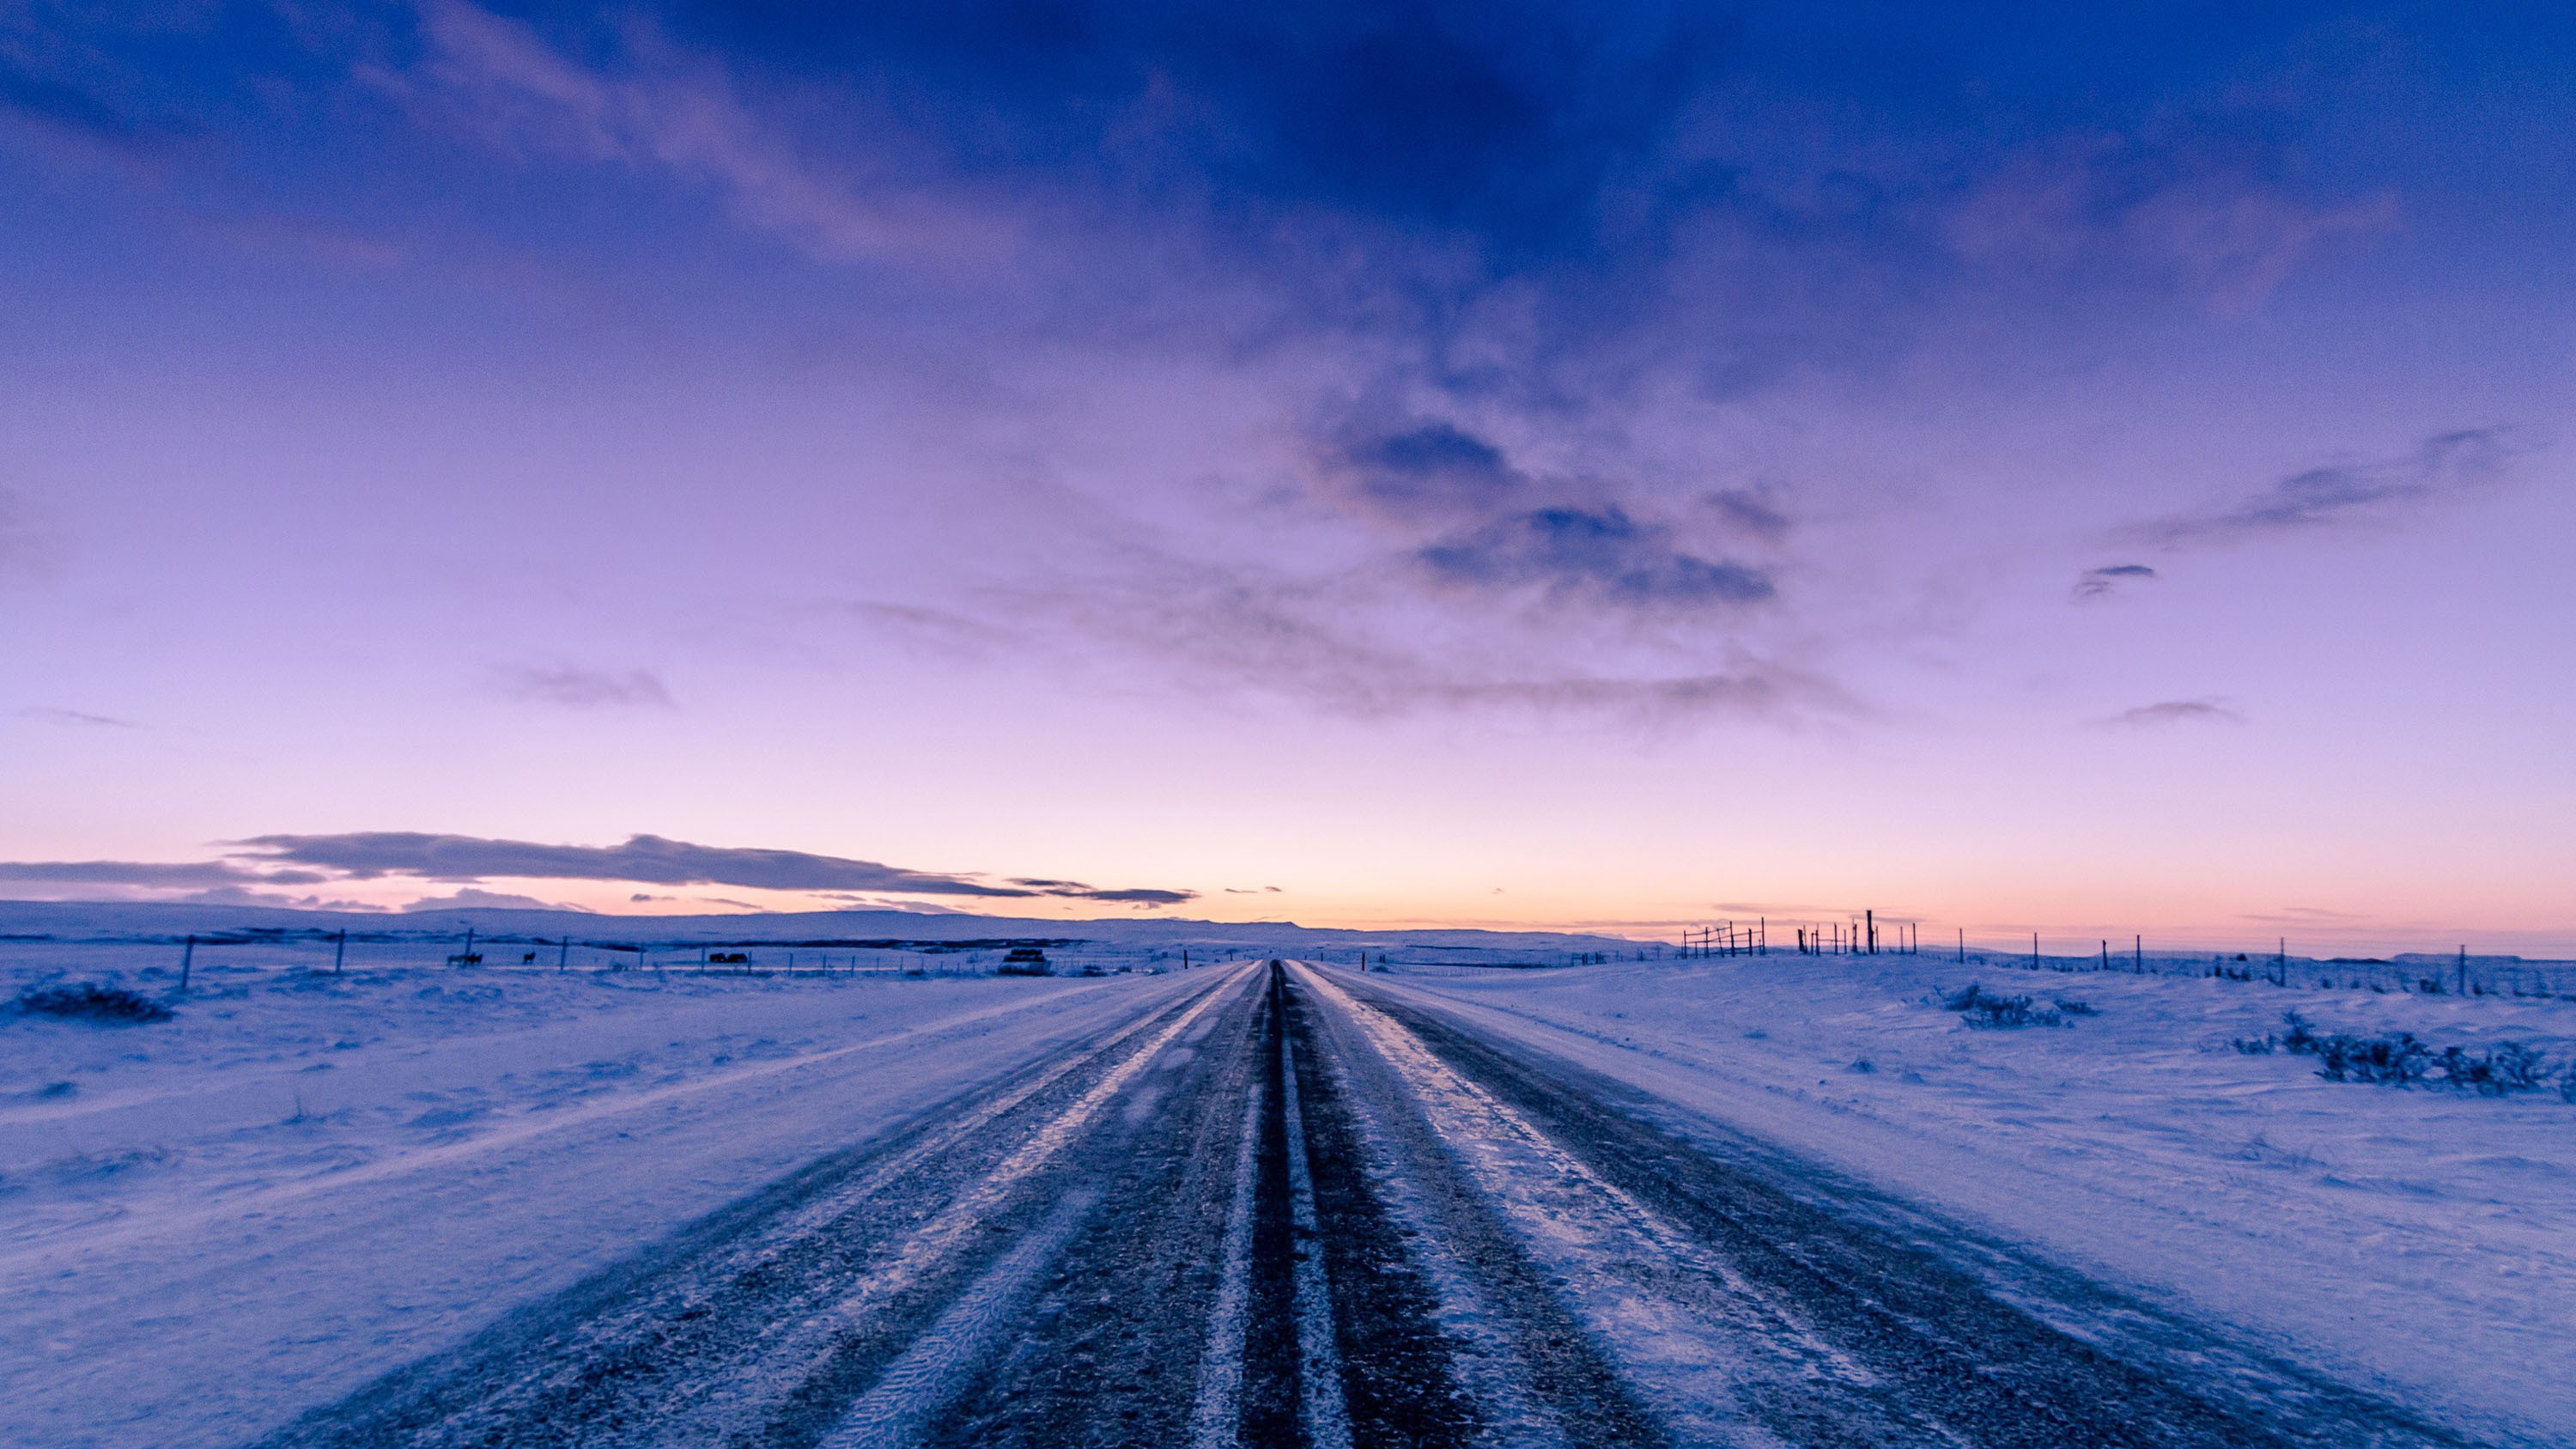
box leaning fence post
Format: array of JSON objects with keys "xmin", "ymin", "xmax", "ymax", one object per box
[
  {"xmin": 179, "ymin": 934, "xmax": 195, "ymax": 990},
  {"xmin": 333, "ymin": 928, "xmax": 346, "ymax": 976}
]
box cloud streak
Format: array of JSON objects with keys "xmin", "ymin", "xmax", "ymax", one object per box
[
  {"xmin": 231, "ymin": 831, "xmax": 1194, "ymax": 904},
  {"xmin": 17, "ymin": 706, "xmax": 137, "ymax": 728},
  {"xmin": 404, "ymin": 1, "xmax": 1005, "ymax": 263},
  {"xmin": 2073, "ymin": 563, "xmax": 2156, "ymax": 601},
  {"xmin": 2096, "ymin": 698, "xmax": 2243, "ymax": 729},
  {"xmin": 0, "ymin": 55, "xmax": 191, "ymax": 160},
  {"xmin": 0, "ymin": 834, "xmax": 1196, "ymax": 909},
  {"xmin": 1419, "ymin": 505, "xmax": 1773, "ymax": 611},
  {"xmin": 490, "ymin": 665, "xmax": 675, "ymax": 709},
  {"xmin": 0, "ymin": 860, "xmax": 331, "ymax": 887},
  {"xmin": 2129, "ymin": 429, "xmax": 2520, "ymax": 548}
]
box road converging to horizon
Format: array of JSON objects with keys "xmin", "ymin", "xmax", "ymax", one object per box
[{"xmin": 259, "ymin": 960, "xmax": 2474, "ymax": 1449}]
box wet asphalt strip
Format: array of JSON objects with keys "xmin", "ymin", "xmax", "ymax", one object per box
[{"xmin": 248, "ymin": 960, "xmax": 2491, "ymax": 1449}]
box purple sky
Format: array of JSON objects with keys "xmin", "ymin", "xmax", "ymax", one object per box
[{"xmin": 3, "ymin": 3, "xmax": 2571, "ymax": 950}]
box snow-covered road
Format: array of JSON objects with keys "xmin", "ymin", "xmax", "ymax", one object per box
[{"xmin": 171, "ymin": 961, "xmax": 2484, "ymax": 1449}]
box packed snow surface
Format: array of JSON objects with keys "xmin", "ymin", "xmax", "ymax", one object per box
[
  {"xmin": 4, "ymin": 901, "xmax": 2570, "ymax": 1446},
  {"xmin": 0, "ymin": 950, "xmax": 1215, "ymax": 1448},
  {"xmin": 1370, "ymin": 953, "xmax": 2576, "ymax": 1444}
]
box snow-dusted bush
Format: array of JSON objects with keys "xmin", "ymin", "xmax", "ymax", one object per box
[
  {"xmin": 14, "ymin": 983, "xmax": 172, "ymax": 1025},
  {"xmin": 2312, "ymin": 1032, "xmax": 2432, "ymax": 1086},
  {"xmin": 2435, "ymin": 1043, "xmax": 2550, "ymax": 1096},
  {"xmin": 2263, "ymin": 1012, "xmax": 2562, "ymax": 1095},
  {"xmin": 1942, "ymin": 983, "xmax": 2065, "ymax": 1028}
]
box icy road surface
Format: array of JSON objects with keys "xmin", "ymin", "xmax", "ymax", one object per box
[{"xmin": 232, "ymin": 960, "xmax": 2477, "ymax": 1449}]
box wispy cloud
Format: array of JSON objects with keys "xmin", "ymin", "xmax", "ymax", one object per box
[
  {"xmin": 824, "ymin": 600, "xmax": 1018, "ymax": 661},
  {"xmin": 0, "ymin": 860, "xmax": 329, "ymax": 887},
  {"xmin": 401, "ymin": 886, "xmax": 589, "ymax": 912},
  {"xmin": 177, "ymin": 886, "xmax": 389, "ymax": 911},
  {"xmin": 2095, "ymin": 697, "xmax": 2243, "ymax": 729},
  {"xmin": 1004, "ymin": 554, "xmax": 1834, "ymax": 728},
  {"xmin": 1418, "ymin": 505, "xmax": 1773, "ymax": 611},
  {"xmin": 399, "ymin": 881, "xmax": 590, "ymax": 902},
  {"xmin": 16, "ymin": 706, "xmax": 137, "ymax": 728},
  {"xmin": 1947, "ymin": 133, "xmax": 2396, "ymax": 311},
  {"xmin": 489, "ymin": 665, "xmax": 674, "ymax": 709},
  {"xmin": 0, "ymin": 55, "xmax": 192, "ymax": 162},
  {"xmin": 398, "ymin": 1, "xmax": 1007, "ymax": 264},
  {"xmin": 2240, "ymin": 904, "xmax": 2372, "ymax": 923},
  {"xmin": 2072, "ymin": 563, "xmax": 2156, "ymax": 601},
  {"xmin": 1703, "ymin": 487, "xmax": 1791, "ymax": 544},
  {"xmin": 2126, "ymin": 429, "xmax": 2521, "ymax": 548}
]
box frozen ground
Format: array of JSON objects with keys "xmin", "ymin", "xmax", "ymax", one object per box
[
  {"xmin": 0, "ymin": 947, "xmax": 1211, "ymax": 1449},
  {"xmin": 3, "ymin": 904, "xmax": 2568, "ymax": 1446},
  {"xmin": 1370, "ymin": 953, "xmax": 2576, "ymax": 1444}
]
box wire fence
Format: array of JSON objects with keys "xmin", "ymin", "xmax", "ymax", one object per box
[
  {"xmin": 1954, "ymin": 945, "xmax": 2576, "ymax": 1000},
  {"xmin": 0, "ymin": 931, "xmax": 1204, "ymax": 989}
]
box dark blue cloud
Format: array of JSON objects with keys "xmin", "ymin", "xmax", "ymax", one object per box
[
  {"xmin": 230, "ymin": 831, "xmax": 1196, "ymax": 903},
  {"xmin": 1419, "ymin": 504, "xmax": 1772, "ymax": 609},
  {"xmin": 2073, "ymin": 563, "xmax": 2157, "ymax": 600},
  {"xmin": 1329, "ymin": 420, "xmax": 1524, "ymax": 518},
  {"xmin": 666, "ymin": 0, "xmax": 1729, "ymax": 261}
]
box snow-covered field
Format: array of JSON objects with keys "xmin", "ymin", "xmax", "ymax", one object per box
[
  {"xmin": 1372, "ymin": 954, "xmax": 2576, "ymax": 1445},
  {"xmin": 0, "ymin": 946, "xmax": 1213, "ymax": 1449},
  {"xmin": 8, "ymin": 904, "xmax": 2572, "ymax": 1446}
]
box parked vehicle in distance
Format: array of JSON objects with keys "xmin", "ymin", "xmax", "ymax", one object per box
[{"xmin": 997, "ymin": 947, "xmax": 1052, "ymax": 977}]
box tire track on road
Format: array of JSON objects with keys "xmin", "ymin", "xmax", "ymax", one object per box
[
  {"xmin": 1310, "ymin": 965, "xmax": 2477, "ymax": 1449},
  {"xmin": 260, "ymin": 964, "xmax": 1259, "ymax": 1449}
]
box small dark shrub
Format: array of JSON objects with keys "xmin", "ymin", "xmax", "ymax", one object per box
[
  {"xmin": 14, "ymin": 983, "xmax": 172, "ymax": 1025},
  {"xmin": 2312, "ymin": 1032, "xmax": 2430, "ymax": 1085},
  {"xmin": 2274, "ymin": 1010, "xmax": 2559, "ymax": 1095},
  {"xmin": 2232, "ymin": 1035, "xmax": 2278, "ymax": 1054},
  {"xmin": 2435, "ymin": 1043, "xmax": 2550, "ymax": 1096},
  {"xmin": 2494, "ymin": 1043, "xmax": 2551, "ymax": 1093},
  {"xmin": 2053, "ymin": 997, "xmax": 2097, "ymax": 1016}
]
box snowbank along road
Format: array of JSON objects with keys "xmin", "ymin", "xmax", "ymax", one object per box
[{"xmin": 259, "ymin": 961, "xmax": 2483, "ymax": 1449}]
